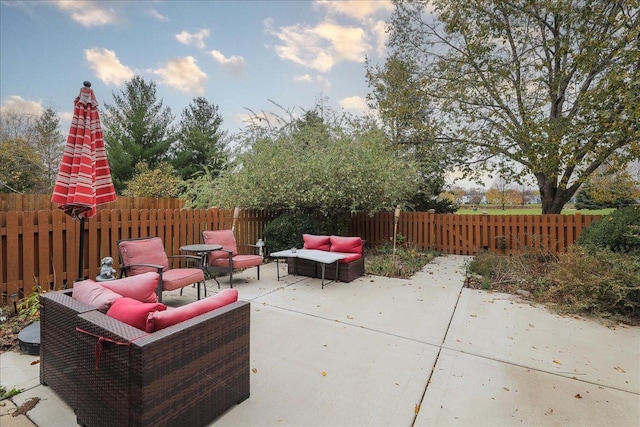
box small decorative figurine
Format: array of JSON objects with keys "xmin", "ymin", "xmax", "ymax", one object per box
[{"xmin": 96, "ymin": 256, "xmax": 116, "ymax": 281}]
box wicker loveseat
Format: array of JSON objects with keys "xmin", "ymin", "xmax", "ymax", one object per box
[
  {"xmin": 287, "ymin": 234, "xmax": 365, "ymax": 282},
  {"xmin": 40, "ymin": 287, "xmax": 250, "ymax": 427}
]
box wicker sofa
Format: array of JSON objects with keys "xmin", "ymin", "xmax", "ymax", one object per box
[
  {"xmin": 40, "ymin": 288, "xmax": 250, "ymax": 427},
  {"xmin": 287, "ymin": 234, "xmax": 365, "ymax": 282}
]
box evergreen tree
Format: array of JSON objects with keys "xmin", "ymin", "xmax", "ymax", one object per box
[
  {"xmin": 173, "ymin": 97, "xmax": 227, "ymax": 181},
  {"xmin": 34, "ymin": 108, "xmax": 64, "ymax": 192},
  {"xmin": 102, "ymin": 76, "xmax": 176, "ymax": 191}
]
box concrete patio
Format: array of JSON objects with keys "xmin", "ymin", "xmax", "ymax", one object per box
[{"xmin": 1, "ymin": 255, "xmax": 639, "ymax": 426}]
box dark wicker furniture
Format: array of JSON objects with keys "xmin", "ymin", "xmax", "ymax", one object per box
[
  {"xmin": 40, "ymin": 289, "xmax": 251, "ymax": 427},
  {"xmin": 287, "ymin": 256, "xmax": 364, "ymax": 282}
]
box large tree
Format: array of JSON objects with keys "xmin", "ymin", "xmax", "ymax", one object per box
[
  {"xmin": 102, "ymin": 76, "xmax": 176, "ymax": 191},
  {"xmin": 366, "ymin": 53, "xmax": 451, "ymax": 211},
  {"xmin": 173, "ymin": 97, "xmax": 227, "ymax": 181},
  {"xmin": 384, "ymin": 0, "xmax": 640, "ymax": 213},
  {"xmin": 34, "ymin": 108, "xmax": 65, "ymax": 192}
]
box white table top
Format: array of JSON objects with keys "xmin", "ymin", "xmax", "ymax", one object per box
[{"xmin": 271, "ymin": 248, "xmax": 346, "ymax": 264}]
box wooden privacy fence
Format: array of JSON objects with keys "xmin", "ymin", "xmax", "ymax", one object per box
[
  {"xmin": 1, "ymin": 208, "xmax": 601, "ymax": 301},
  {"xmin": 349, "ymin": 211, "xmax": 601, "ymax": 255},
  {"xmin": 0, "ymin": 208, "xmax": 276, "ymax": 302},
  {"xmin": 0, "ymin": 193, "xmax": 185, "ymax": 211}
]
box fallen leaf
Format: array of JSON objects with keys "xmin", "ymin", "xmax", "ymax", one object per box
[
  {"xmin": 529, "ymin": 323, "xmax": 535, "ymax": 328},
  {"xmin": 252, "ymin": 368, "xmax": 258, "ymax": 374},
  {"xmin": 12, "ymin": 397, "xmax": 40, "ymax": 417},
  {"xmin": 322, "ymin": 371, "xmax": 327, "ymax": 377},
  {"xmin": 503, "ymin": 387, "xmax": 510, "ymax": 391},
  {"xmin": 470, "ymin": 314, "xmax": 478, "ymax": 317},
  {"xmin": 414, "ymin": 404, "xmax": 420, "ymax": 415},
  {"xmin": 614, "ymin": 366, "xmax": 626, "ymax": 373},
  {"xmin": 553, "ymin": 359, "xmax": 562, "ymax": 365},
  {"xmin": 574, "ymin": 394, "xmax": 582, "ymax": 399},
  {"xmin": 545, "ymin": 408, "xmax": 554, "ymax": 416},
  {"xmin": 347, "ymin": 315, "xmax": 354, "ymax": 320},
  {"xmin": 30, "ymin": 359, "xmax": 40, "ymax": 365}
]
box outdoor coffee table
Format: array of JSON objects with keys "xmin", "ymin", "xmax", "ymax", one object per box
[
  {"xmin": 271, "ymin": 249, "xmax": 346, "ymax": 288},
  {"xmin": 180, "ymin": 243, "xmax": 223, "ymax": 288}
]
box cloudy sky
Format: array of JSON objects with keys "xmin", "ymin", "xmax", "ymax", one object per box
[{"xmin": 0, "ymin": 0, "xmax": 394, "ymax": 133}]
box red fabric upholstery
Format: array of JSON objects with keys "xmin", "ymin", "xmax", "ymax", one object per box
[
  {"xmin": 72, "ymin": 279, "xmax": 122, "ymax": 312},
  {"xmin": 303, "ymin": 234, "xmax": 331, "ymax": 251},
  {"xmin": 203, "ymin": 230, "xmax": 238, "ymax": 263},
  {"xmin": 330, "ymin": 236, "xmax": 363, "ymax": 254},
  {"xmin": 161, "ymin": 268, "xmax": 205, "ymax": 291},
  {"xmin": 99, "ymin": 272, "xmax": 160, "ymax": 303},
  {"xmin": 118, "ymin": 237, "xmax": 169, "ymax": 275},
  {"xmin": 106, "ymin": 297, "xmax": 166, "ymax": 331},
  {"xmin": 146, "ymin": 289, "xmax": 238, "ymax": 332},
  {"xmin": 335, "ymin": 252, "xmax": 362, "ymax": 263},
  {"xmin": 210, "ymin": 254, "xmax": 262, "ymax": 270}
]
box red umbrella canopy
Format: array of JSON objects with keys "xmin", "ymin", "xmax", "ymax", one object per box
[{"xmin": 51, "ymin": 83, "xmax": 116, "ymax": 219}]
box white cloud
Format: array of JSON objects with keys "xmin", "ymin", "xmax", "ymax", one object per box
[
  {"xmin": 339, "ymin": 96, "xmax": 368, "ymax": 111},
  {"xmin": 294, "ymin": 74, "xmax": 331, "ymax": 91},
  {"xmin": 315, "ymin": 0, "xmax": 394, "ymax": 21},
  {"xmin": 0, "ymin": 95, "xmax": 43, "ymax": 115},
  {"xmin": 145, "ymin": 6, "xmax": 169, "ymax": 22},
  {"xmin": 152, "ymin": 56, "xmax": 207, "ymax": 95},
  {"xmin": 176, "ymin": 29, "xmax": 210, "ymax": 49},
  {"xmin": 85, "ymin": 48, "xmax": 134, "ymax": 86},
  {"xmin": 371, "ymin": 20, "xmax": 388, "ymax": 56},
  {"xmin": 54, "ymin": 0, "xmax": 118, "ymax": 27},
  {"xmin": 265, "ymin": 18, "xmax": 369, "ymax": 72},
  {"xmin": 208, "ymin": 50, "xmax": 245, "ymax": 74}
]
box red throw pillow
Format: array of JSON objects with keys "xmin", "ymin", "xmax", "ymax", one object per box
[
  {"xmin": 72, "ymin": 279, "xmax": 122, "ymax": 312},
  {"xmin": 106, "ymin": 297, "xmax": 166, "ymax": 330},
  {"xmin": 146, "ymin": 289, "xmax": 238, "ymax": 332},
  {"xmin": 100, "ymin": 272, "xmax": 159, "ymax": 303},
  {"xmin": 330, "ymin": 236, "xmax": 363, "ymax": 254},
  {"xmin": 303, "ymin": 234, "xmax": 331, "ymax": 251}
]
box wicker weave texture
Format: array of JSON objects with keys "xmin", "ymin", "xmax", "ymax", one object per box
[
  {"xmin": 40, "ymin": 291, "xmax": 250, "ymax": 426},
  {"xmin": 287, "ymin": 257, "xmax": 364, "ymax": 283},
  {"xmin": 39, "ymin": 290, "xmax": 98, "ymax": 409}
]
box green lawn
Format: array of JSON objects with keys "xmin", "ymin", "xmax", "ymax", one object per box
[{"xmin": 456, "ymin": 206, "xmax": 614, "ymax": 215}]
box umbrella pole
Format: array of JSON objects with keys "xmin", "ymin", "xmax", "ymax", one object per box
[{"xmin": 77, "ymin": 217, "xmax": 85, "ymax": 282}]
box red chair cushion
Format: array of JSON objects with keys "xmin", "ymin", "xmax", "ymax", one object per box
[
  {"xmin": 303, "ymin": 234, "xmax": 331, "ymax": 251},
  {"xmin": 203, "ymin": 230, "xmax": 238, "ymax": 263},
  {"xmin": 100, "ymin": 272, "xmax": 160, "ymax": 303},
  {"xmin": 106, "ymin": 297, "xmax": 167, "ymax": 331},
  {"xmin": 161, "ymin": 268, "xmax": 205, "ymax": 291},
  {"xmin": 146, "ymin": 289, "xmax": 238, "ymax": 332},
  {"xmin": 337, "ymin": 253, "xmax": 362, "ymax": 263},
  {"xmin": 72, "ymin": 279, "xmax": 122, "ymax": 312},
  {"xmin": 330, "ymin": 236, "xmax": 363, "ymax": 254},
  {"xmin": 119, "ymin": 237, "xmax": 169, "ymax": 275}
]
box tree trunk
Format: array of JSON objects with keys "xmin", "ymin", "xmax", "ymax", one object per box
[{"xmin": 536, "ymin": 173, "xmax": 578, "ymax": 214}]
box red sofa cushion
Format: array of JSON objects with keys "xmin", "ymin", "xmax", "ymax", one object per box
[
  {"xmin": 303, "ymin": 234, "xmax": 331, "ymax": 251},
  {"xmin": 146, "ymin": 289, "xmax": 238, "ymax": 332},
  {"xmin": 336, "ymin": 252, "xmax": 362, "ymax": 263},
  {"xmin": 72, "ymin": 279, "xmax": 122, "ymax": 312},
  {"xmin": 106, "ymin": 297, "xmax": 166, "ymax": 331},
  {"xmin": 330, "ymin": 236, "xmax": 363, "ymax": 254},
  {"xmin": 100, "ymin": 272, "xmax": 160, "ymax": 303}
]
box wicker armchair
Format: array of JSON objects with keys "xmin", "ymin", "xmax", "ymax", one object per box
[{"xmin": 39, "ymin": 289, "xmax": 251, "ymax": 427}]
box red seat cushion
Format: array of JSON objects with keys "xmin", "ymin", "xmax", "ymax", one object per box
[
  {"xmin": 303, "ymin": 234, "xmax": 331, "ymax": 251},
  {"xmin": 209, "ymin": 254, "xmax": 262, "ymax": 270},
  {"xmin": 330, "ymin": 236, "xmax": 363, "ymax": 254},
  {"xmin": 146, "ymin": 289, "xmax": 238, "ymax": 332},
  {"xmin": 335, "ymin": 252, "xmax": 362, "ymax": 263},
  {"xmin": 106, "ymin": 297, "xmax": 166, "ymax": 331},
  {"xmin": 100, "ymin": 272, "xmax": 160, "ymax": 303},
  {"xmin": 161, "ymin": 268, "xmax": 205, "ymax": 291}
]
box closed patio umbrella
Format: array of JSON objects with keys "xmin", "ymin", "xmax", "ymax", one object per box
[{"xmin": 51, "ymin": 81, "xmax": 116, "ymax": 282}]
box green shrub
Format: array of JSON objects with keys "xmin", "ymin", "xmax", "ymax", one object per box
[
  {"xmin": 577, "ymin": 205, "xmax": 640, "ymax": 254},
  {"xmin": 263, "ymin": 211, "xmax": 324, "ymax": 254}
]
